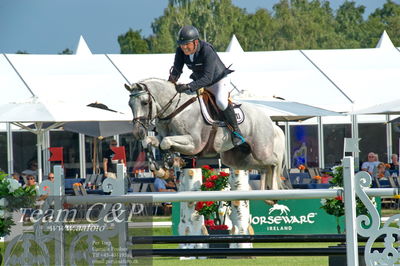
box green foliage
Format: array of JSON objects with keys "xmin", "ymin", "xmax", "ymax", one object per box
[
  {"xmin": 59, "ymin": 48, "xmax": 73, "ymax": 54},
  {"xmin": 320, "ymin": 165, "xmax": 369, "ymax": 219},
  {"xmin": 119, "ymin": 0, "xmax": 400, "ymax": 53},
  {"xmin": 118, "ymin": 29, "xmax": 150, "ymax": 54},
  {"xmin": 0, "ymin": 171, "xmax": 37, "ymax": 237},
  {"xmin": 194, "ymin": 165, "xmax": 230, "ymax": 220}
]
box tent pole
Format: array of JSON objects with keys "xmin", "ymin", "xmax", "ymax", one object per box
[
  {"xmin": 6, "ymin": 123, "xmax": 14, "ymax": 174},
  {"xmin": 79, "ymin": 134, "xmax": 86, "ymax": 179},
  {"xmin": 386, "ymin": 114, "xmax": 392, "ymax": 163},
  {"xmin": 317, "ymin": 117, "xmax": 324, "ymax": 169},
  {"xmin": 351, "ymin": 114, "xmax": 360, "ymax": 172},
  {"xmin": 93, "ymin": 137, "xmax": 97, "ymax": 174},
  {"xmin": 284, "ymin": 122, "xmax": 291, "ymax": 169},
  {"xmin": 37, "ymin": 131, "xmax": 43, "ymax": 183}
]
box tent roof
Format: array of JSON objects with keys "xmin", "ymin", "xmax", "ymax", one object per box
[
  {"xmin": 2, "ymin": 31, "xmax": 400, "ymax": 120},
  {"xmin": 5, "ymin": 54, "xmax": 131, "ymax": 113},
  {"xmin": 75, "ymin": 36, "xmax": 92, "ymax": 55}
]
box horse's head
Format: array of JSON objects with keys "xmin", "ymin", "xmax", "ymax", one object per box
[{"xmin": 125, "ymin": 82, "xmax": 155, "ymax": 140}]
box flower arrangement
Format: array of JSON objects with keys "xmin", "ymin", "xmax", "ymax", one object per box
[
  {"xmin": 0, "ymin": 171, "xmax": 37, "ymax": 237},
  {"xmin": 204, "ymin": 219, "xmax": 229, "ymax": 230},
  {"xmin": 320, "ymin": 165, "xmax": 369, "ymax": 233},
  {"xmin": 298, "ymin": 164, "xmax": 306, "ymax": 171},
  {"xmin": 195, "ymin": 165, "xmax": 230, "ymax": 230},
  {"xmin": 73, "ymin": 182, "xmax": 82, "ymax": 187},
  {"xmin": 195, "ymin": 201, "xmax": 218, "ymax": 217},
  {"xmin": 384, "ymin": 163, "xmax": 391, "ymax": 169}
]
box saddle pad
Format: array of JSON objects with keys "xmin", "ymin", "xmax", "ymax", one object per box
[{"xmin": 199, "ymin": 95, "xmax": 245, "ymax": 126}]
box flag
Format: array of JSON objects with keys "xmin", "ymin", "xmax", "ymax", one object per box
[
  {"xmin": 111, "ymin": 146, "xmax": 126, "ymax": 165},
  {"xmin": 48, "ymin": 147, "xmax": 64, "ymax": 166}
]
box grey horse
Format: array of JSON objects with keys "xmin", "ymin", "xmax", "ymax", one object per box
[{"xmin": 125, "ymin": 78, "xmax": 285, "ymax": 190}]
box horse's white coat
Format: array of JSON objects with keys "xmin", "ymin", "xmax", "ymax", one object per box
[{"xmin": 127, "ymin": 78, "xmax": 285, "ymax": 190}]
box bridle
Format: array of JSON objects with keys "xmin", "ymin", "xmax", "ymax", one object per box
[{"xmin": 129, "ymin": 82, "xmax": 183, "ymax": 131}]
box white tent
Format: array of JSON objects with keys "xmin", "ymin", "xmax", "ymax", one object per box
[
  {"xmin": 0, "ymin": 96, "xmax": 131, "ymax": 182},
  {"xmin": 2, "ymin": 31, "xmax": 400, "ymax": 172}
]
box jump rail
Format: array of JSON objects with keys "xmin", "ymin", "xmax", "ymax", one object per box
[
  {"xmin": 132, "ymin": 234, "xmax": 386, "ymax": 244},
  {"xmin": 65, "ymin": 188, "xmax": 398, "ymax": 204}
]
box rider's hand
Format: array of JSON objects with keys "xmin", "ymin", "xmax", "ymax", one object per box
[
  {"xmin": 168, "ymin": 75, "xmax": 177, "ymax": 84},
  {"xmin": 176, "ymin": 84, "xmax": 190, "ymax": 93}
]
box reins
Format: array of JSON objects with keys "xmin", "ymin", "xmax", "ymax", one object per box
[{"xmin": 130, "ymin": 82, "xmax": 198, "ymax": 128}]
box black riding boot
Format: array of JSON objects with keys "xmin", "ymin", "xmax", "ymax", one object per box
[{"xmin": 222, "ymin": 104, "xmax": 245, "ymax": 146}]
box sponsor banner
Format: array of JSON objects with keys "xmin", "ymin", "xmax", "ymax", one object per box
[{"xmin": 172, "ymin": 199, "xmax": 348, "ymax": 235}]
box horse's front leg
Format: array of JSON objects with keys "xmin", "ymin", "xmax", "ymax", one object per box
[{"xmin": 160, "ymin": 135, "xmax": 196, "ymax": 154}]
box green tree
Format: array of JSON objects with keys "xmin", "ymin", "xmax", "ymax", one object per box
[
  {"xmin": 335, "ymin": 1, "xmax": 366, "ymax": 48},
  {"xmin": 118, "ymin": 29, "xmax": 150, "ymax": 54},
  {"xmin": 272, "ymin": 0, "xmax": 343, "ymax": 50},
  {"xmin": 365, "ymin": 0, "xmax": 400, "ymax": 47},
  {"xmin": 59, "ymin": 48, "xmax": 73, "ymax": 54}
]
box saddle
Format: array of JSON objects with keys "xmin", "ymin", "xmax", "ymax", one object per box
[{"xmin": 198, "ymin": 89, "xmax": 245, "ymax": 127}]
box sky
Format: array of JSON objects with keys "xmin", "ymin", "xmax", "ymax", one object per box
[{"xmin": 0, "ymin": 0, "xmax": 397, "ymax": 54}]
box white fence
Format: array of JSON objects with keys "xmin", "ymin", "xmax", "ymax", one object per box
[{"xmin": 4, "ymin": 156, "xmax": 400, "ymax": 266}]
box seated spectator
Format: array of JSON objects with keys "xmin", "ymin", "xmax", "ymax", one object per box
[
  {"xmin": 361, "ymin": 152, "xmax": 380, "ymax": 175},
  {"xmin": 390, "ymin": 154, "xmax": 399, "ymax": 171},
  {"xmin": 22, "ymin": 160, "xmax": 38, "ymax": 179},
  {"xmin": 47, "ymin": 172, "xmax": 55, "ymax": 182},
  {"xmin": 154, "ymin": 177, "xmax": 176, "ymax": 192},
  {"xmin": 11, "ymin": 172, "xmax": 24, "ymax": 185},
  {"xmin": 375, "ymin": 163, "xmax": 390, "ymax": 179},
  {"xmin": 23, "ymin": 175, "xmax": 39, "ymax": 195}
]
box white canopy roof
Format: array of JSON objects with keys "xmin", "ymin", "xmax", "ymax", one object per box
[{"xmin": 1, "ymin": 31, "xmax": 400, "ymax": 119}]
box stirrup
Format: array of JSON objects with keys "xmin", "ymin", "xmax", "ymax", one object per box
[{"xmin": 232, "ymin": 131, "xmax": 246, "ymax": 146}]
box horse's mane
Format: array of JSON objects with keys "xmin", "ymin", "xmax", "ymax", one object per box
[{"xmin": 138, "ymin": 77, "xmax": 167, "ymax": 84}]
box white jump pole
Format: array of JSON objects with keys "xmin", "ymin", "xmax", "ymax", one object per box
[{"xmin": 343, "ymin": 157, "xmax": 358, "ymax": 266}]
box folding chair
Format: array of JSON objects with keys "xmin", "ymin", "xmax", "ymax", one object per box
[{"xmin": 131, "ymin": 183, "xmax": 142, "ymax": 192}]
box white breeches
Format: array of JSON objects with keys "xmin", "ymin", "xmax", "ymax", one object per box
[{"xmin": 206, "ymin": 77, "xmax": 231, "ymax": 111}]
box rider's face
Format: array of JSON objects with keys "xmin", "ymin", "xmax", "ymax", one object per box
[{"xmin": 180, "ymin": 40, "xmax": 198, "ymax": 55}]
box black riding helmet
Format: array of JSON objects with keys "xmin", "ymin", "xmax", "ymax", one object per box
[{"xmin": 177, "ymin": 25, "xmax": 199, "ymax": 45}]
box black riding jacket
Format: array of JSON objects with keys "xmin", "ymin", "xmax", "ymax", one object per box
[{"xmin": 171, "ymin": 40, "xmax": 233, "ymax": 92}]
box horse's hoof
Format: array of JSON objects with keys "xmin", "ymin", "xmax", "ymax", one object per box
[{"xmin": 264, "ymin": 200, "xmax": 277, "ymax": 206}]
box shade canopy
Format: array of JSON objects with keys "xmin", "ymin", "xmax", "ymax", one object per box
[
  {"xmin": 240, "ymin": 99, "xmax": 343, "ymax": 121},
  {"xmin": 63, "ymin": 121, "xmax": 132, "ymax": 138},
  {"xmin": 0, "ymin": 97, "xmax": 131, "ymax": 182},
  {"xmin": 0, "ymin": 97, "xmax": 131, "ymax": 123},
  {"xmin": 352, "ymin": 99, "xmax": 400, "ymax": 115}
]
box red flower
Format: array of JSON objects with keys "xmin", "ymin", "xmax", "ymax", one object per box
[
  {"xmin": 204, "ymin": 181, "xmax": 215, "ymax": 188},
  {"xmin": 195, "ymin": 201, "xmax": 205, "ymax": 211},
  {"xmin": 205, "ymin": 220, "xmax": 215, "ymax": 226},
  {"xmin": 206, "ymin": 201, "xmax": 214, "ymax": 206},
  {"xmin": 208, "ymin": 224, "xmax": 229, "ymax": 230},
  {"xmin": 335, "ymin": 196, "xmax": 343, "ymax": 201},
  {"xmin": 201, "ymin": 165, "xmax": 212, "ymax": 170},
  {"xmin": 219, "ymin": 172, "xmax": 229, "ymax": 177},
  {"xmin": 210, "ymin": 175, "xmax": 218, "ymax": 180}
]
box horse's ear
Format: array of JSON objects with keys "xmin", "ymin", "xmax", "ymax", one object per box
[
  {"xmin": 124, "ymin": 83, "xmax": 132, "ymax": 92},
  {"xmin": 124, "ymin": 83, "xmax": 145, "ymax": 92}
]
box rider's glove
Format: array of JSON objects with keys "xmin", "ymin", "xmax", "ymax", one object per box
[
  {"xmin": 168, "ymin": 75, "xmax": 177, "ymax": 84},
  {"xmin": 176, "ymin": 84, "xmax": 190, "ymax": 93}
]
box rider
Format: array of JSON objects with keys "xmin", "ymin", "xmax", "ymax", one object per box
[{"xmin": 168, "ymin": 25, "xmax": 245, "ymax": 147}]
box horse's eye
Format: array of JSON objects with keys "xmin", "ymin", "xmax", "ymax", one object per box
[{"xmin": 142, "ymin": 101, "xmax": 148, "ymax": 106}]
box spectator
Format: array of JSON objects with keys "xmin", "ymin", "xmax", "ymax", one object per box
[
  {"xmin": 361, "ymin": 152, "xmax": 380, "ymax": 175},
  {"xmin": 375, "ymin": 163, "xmax": 390, "ymax": 179},
  {"xmin": 154, "ymin": 177, "xmax": 176, "ymax": 192},
  {"xmin": 23, "ymin": 175, "xmax": 39, "ymax": 194},
  {"xmin": 390, "ymin": 154, "xmax": 399, "ymax": 171},
  {"xmin": 22, "ymin": 160, "xmax": 38, "ymax": 179},
  {"xmin": 47, "ymin": 172, "xmax": 55, "ymax": 182},
  {"xmin": 103, "ymin": 139, "xmax": 121, "ymax": 179},
  {"xmin": 11, "ymin": 172, "xmax": 24, "ymax": 185}
]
